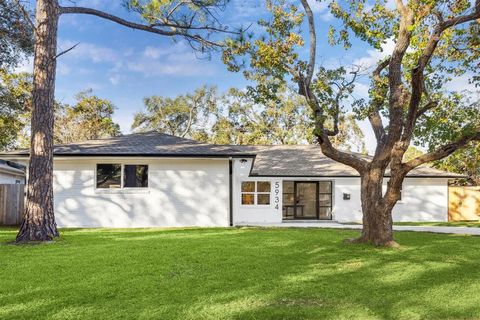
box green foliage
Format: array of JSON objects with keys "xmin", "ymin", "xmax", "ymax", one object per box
[
  {"xmin": 54, "ymin": 90, "xmax": 122, "ymax": 144},
  {"xmin": 132, "ymin": 86, "xmax": 218, "ymax": 139},
  {"xmin": 0, "ymin": 0, "xmax": 34, "ymax": 69},
  {"xmin": 329, "ymin": 0, "xmax": 396, "ymax": 49},
  {"xmin": 214, "ymin": 86, "xmax": 313, "ymax": 145},
  {"xmin": 414, "ymin": 97, "xmax": 480, "ymax": 184},
  {"xmin": 133, "ymin": 84, "xmax": 366, "ymax": 150},
  {"xmin": 0, "ymin": 69, "xmax": 31, "ymax": 150},
  {"xmin": 434, "ymin": 142, "xmax": 480, "ymax": 185},
  {"xmin": 123, "ymin": 0, "xmax": 231, "ymax": 51},
  {"xmin": 223, "ymin": 0, "xmax": 304, "ymax": 102},
  {"xmin": 402, "ymin": 145, "xmax": 424, "ymax": 162}
]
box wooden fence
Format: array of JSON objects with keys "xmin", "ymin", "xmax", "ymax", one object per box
[
  {"xmin": 449, "ymin": 186, "xmax": 480, "ymax": 221},
  {"xmin": 0, "ymin": 184, "xmax": 25, "ymax": 225}
]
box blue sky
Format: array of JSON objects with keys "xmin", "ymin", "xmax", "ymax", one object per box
[{"xmin": 16, "ymin": 0, "xmax": 477, "ymax": 153}]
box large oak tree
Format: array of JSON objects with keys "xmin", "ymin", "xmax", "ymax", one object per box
[
  {"xmin": 224, "ymin": 0, "xmax": 480, "ymax": 246},
  {"xmin": 15, "ymin": 0, "xmax": 237, "ymax": 243}
]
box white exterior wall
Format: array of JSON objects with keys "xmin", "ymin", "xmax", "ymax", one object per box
[
  {"xmin": 232, "ymin": 158, "xmax": 449, "ymax": 224},
  {"xmin": 52, "ymin": 158, "xmax": 230, "ymax": 228}
]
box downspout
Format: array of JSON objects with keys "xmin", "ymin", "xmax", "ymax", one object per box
[{"xmin": 229, "ymin": 157, "xmax": 233, "ymax": 227}]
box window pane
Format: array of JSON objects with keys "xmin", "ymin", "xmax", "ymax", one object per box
[
  {"xmin": 97, "ymin": 164, "xmax": 121, "ymax": 189},
  {"xmin": 319, "ymin": 182, "xmax": 332, "ymax": 193},
  {"xmin": 283, "ymin": 181, "xmax": 294, "ymax": 193},
  {"xmin": 257, "ymin": 181, "xmax": 271, "ymax": 192},
  {"xmin": 257, "ymin": 194, "xmax": 270, "ymax": 205},
  {"xmin": 319, "ymin": 194, "xmax": 331, "ymax": 206},
  {"xmin": 283, "ymin": 193, "xmax": 294, "ymax": 206},
  {"xmin": 124, "ymin": 165, "xmax": 148, "ymax": 188},
  {"xmin": 242, "ymin": 193, "xmax": 254, "ymax": 205},
  {"xmin": 319, "ymin": 207, "xmax": 332, "ymax": 219},
  {"xmin": 241, "ymin": 181, "xmax": 255, "ymax": 192}
]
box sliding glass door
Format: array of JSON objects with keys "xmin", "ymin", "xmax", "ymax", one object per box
[{"xmin": 282, "ymin": 181, "xmax": 333, "ymax": 220}]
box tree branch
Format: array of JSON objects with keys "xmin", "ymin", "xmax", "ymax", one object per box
[
  {"xmin": 13, "ymin": 0, "xmax": 35, "ymax": 31},
  {"xmin": 368, "ymin": 58, "xmax": 390, "ymax": 142},
  {"xmin": 404, "ymin": 131, "xmax": 480, "ymax": 170},
  {"xmin": 404, "ymin": 0, "xmax": 480, "ymax": 144},
  {"xmin": 54, "ymin": 42, "xmax": 79, "ymax": 60},
  {"xmin": 59, "ymin": 6, "xmax": 224, "ymax": 48},
  {"xmin": 299, "ymin": 0, "xmax": 316, "ymax": 86}
]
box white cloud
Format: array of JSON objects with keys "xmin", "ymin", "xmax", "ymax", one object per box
[
  {"xmin": 352, "ymin": 82, "xmax": 370, "ymax": 99},
  {"xmin": 130, "ymin": 42, "xmax": 216, "ymax": 77},
  {"xmin": 57, "ymin": 40, "xmax": 119, "ymax": 63},
  {"xmin": 445, "ymin": 73, "xmax": 480, "ymax": 100},
  {"xmin": 109, "ymin": 74, "xmax": 122, "ymax": 85},
  {"xmin": 14, "ymin": 57, "xmax": 33, "ymax": 73},
  {"xmin": 352, "ymin": 38, "xmax": 395, "ymax": 69},
  {"xmin": 307, "ymin": 0, "xmax": 329, "ymax": 13}
]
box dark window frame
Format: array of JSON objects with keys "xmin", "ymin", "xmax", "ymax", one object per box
[
  {"xmin": 96, "ymin": 163, "xmax": 149, "ymax": 189},
  {"xmin": 282, "ymin": 180, "xmax": 333, "ymax": 220}
]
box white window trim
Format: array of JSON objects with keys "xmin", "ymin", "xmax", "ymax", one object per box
[
  {"xmin": 240, "ymin": 181, "xmax": 272, "ymax": 207},
  {"xmin": 95, "ymin": 163, "xmax": 150, "ymax": 193}
]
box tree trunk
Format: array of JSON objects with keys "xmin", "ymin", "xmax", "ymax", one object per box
[
  {"xmin": 348, "ymin": 168, "xmax": 399, "ymax": 247},
  {"xmin": 16, "ymin": 0, "xmax": 59, "ymax": 243}
]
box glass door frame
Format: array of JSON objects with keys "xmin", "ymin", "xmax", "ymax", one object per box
[{"xmin": 294, "ymin": 181, "xmax": 319, "ymax": 220}]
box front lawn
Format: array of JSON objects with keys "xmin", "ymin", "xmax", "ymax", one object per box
[{"xmin": 1, "ymin": 227, "xmax": 480, "ymax": 320}]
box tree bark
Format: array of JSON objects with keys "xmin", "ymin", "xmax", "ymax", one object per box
[
  {"xmin": 346, "ymin": 168, "xmax": 399, "ymax": 247},
  {"xmin": 16, "ymin": 0, "xmax": 59, "ymax": 243}
]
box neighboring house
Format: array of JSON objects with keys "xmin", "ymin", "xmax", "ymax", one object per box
[
  {"xmin": 0, "ymin": 160, "xmax": 25, "ymax": 184},
  {"xmin": 0, "ymin": 132, "xmax": 462, "ymax": 227}
]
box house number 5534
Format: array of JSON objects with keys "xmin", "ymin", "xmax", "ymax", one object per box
[{"xmin": 274, "ymin": 181, "xmax": 280, "ymax": 210}]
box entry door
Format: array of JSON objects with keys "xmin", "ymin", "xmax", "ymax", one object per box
[{"xmin": 294, "ymin": 182, "xmax": 319, "ymax": 219}]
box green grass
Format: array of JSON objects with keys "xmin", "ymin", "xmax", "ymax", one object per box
[
  {"xmin": 395, "ymin": 221, "xmax": 480, "ymax": 228},
  {"xmin": 1, "ymin": 227, "xmax": 480, "ymax": 320}
]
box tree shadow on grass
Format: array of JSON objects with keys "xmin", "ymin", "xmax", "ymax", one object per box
[{"xmin": 0, "ymin": 228, "xmax": 479, "ymax": 319}]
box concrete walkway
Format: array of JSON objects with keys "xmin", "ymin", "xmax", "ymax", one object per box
[{"xmin": 244, "ymin": 222, "xmax": 480, "ymax": 235}]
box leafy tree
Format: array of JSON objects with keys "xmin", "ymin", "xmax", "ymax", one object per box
[
  {"xmin": 223, "ymin": 0, "xmax": 480, "ymax": 246},
  {"xmin": 133, "ymin": 85, "xmax": 367, "ymax": 150},
  {"xmin": 434, "ymin": 143, "xmax": 480, "ymax": 186},
  {"xmin": 214, "ymin": 86, "xmax": 312, "ymax": 145},
  {"xmin": 55, "ymin": 91, "xmax": 121, "ymax": 144},
  {"xmin": 15, "ymin": 0, "xmax": 238, "ymax": 242},
  {"xmin": 414, "ymin": 97, "xmax": 480, "ymax": 185},
  {"xmin": 0, "ymin": 0, "xmax": 34, "ymax": 69},
  {"xmin": 0, "ymin": 69, "xmax": 32, "ymax": 150},
  {"xmin": 132, "ymin": 86, "xmax": 217, "ymax": 139}
]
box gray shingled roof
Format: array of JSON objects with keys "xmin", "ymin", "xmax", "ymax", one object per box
[
  {"xmin": 235, "ymin": 145, "xmax": 464, "ymax": 178},
  {"xmin": 2, "ymin": 132, "xmax": 255, "ymax": 157},
  {"xmin": 0, "ymin": 132, "xmax": 462, "ymax": 178}
]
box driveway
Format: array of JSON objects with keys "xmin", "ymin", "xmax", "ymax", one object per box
[{"xmin": 246, "ymin": 222, "xmax": 480, "ymax": 236}]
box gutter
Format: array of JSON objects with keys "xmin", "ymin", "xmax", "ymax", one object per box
[{"xmin": 229, "ymin": 157, "xmax": 233, "ymax": 227}]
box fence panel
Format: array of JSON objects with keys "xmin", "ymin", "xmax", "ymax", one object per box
[
  {"xmin": 0, "ymin": 184, "xmax": 25, "ymax": 225},
  {"xmin": 448, "ymin": 186, "xmax": 480, "ymax": 221}
]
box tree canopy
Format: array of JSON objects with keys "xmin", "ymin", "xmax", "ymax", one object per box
[
  {"xmin": 0, "ymin": 0, "xmax": 34, "ymax": 69},
  {"xmin": 54, "ymin": 90, "xmax": 121, "ymax": 144},
  {"xmin": 132, "ymin": 84, "xmax": 366, "ymax": 150}
]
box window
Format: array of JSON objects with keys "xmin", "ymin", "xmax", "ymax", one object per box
[
  {"xmin": 241, "ymin": 181, "xmax": 271, "ymax": 205},
  {"xmin": 96, "ymin": 164, "xmax": 148, "ymax": 189},
  {"xmin": 97, "ymin": 164, "xmax": 121, "ymax": 189},
  {"xmin": 124, "ymin": 165, "xmax": 148, "ymax": 188}
]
